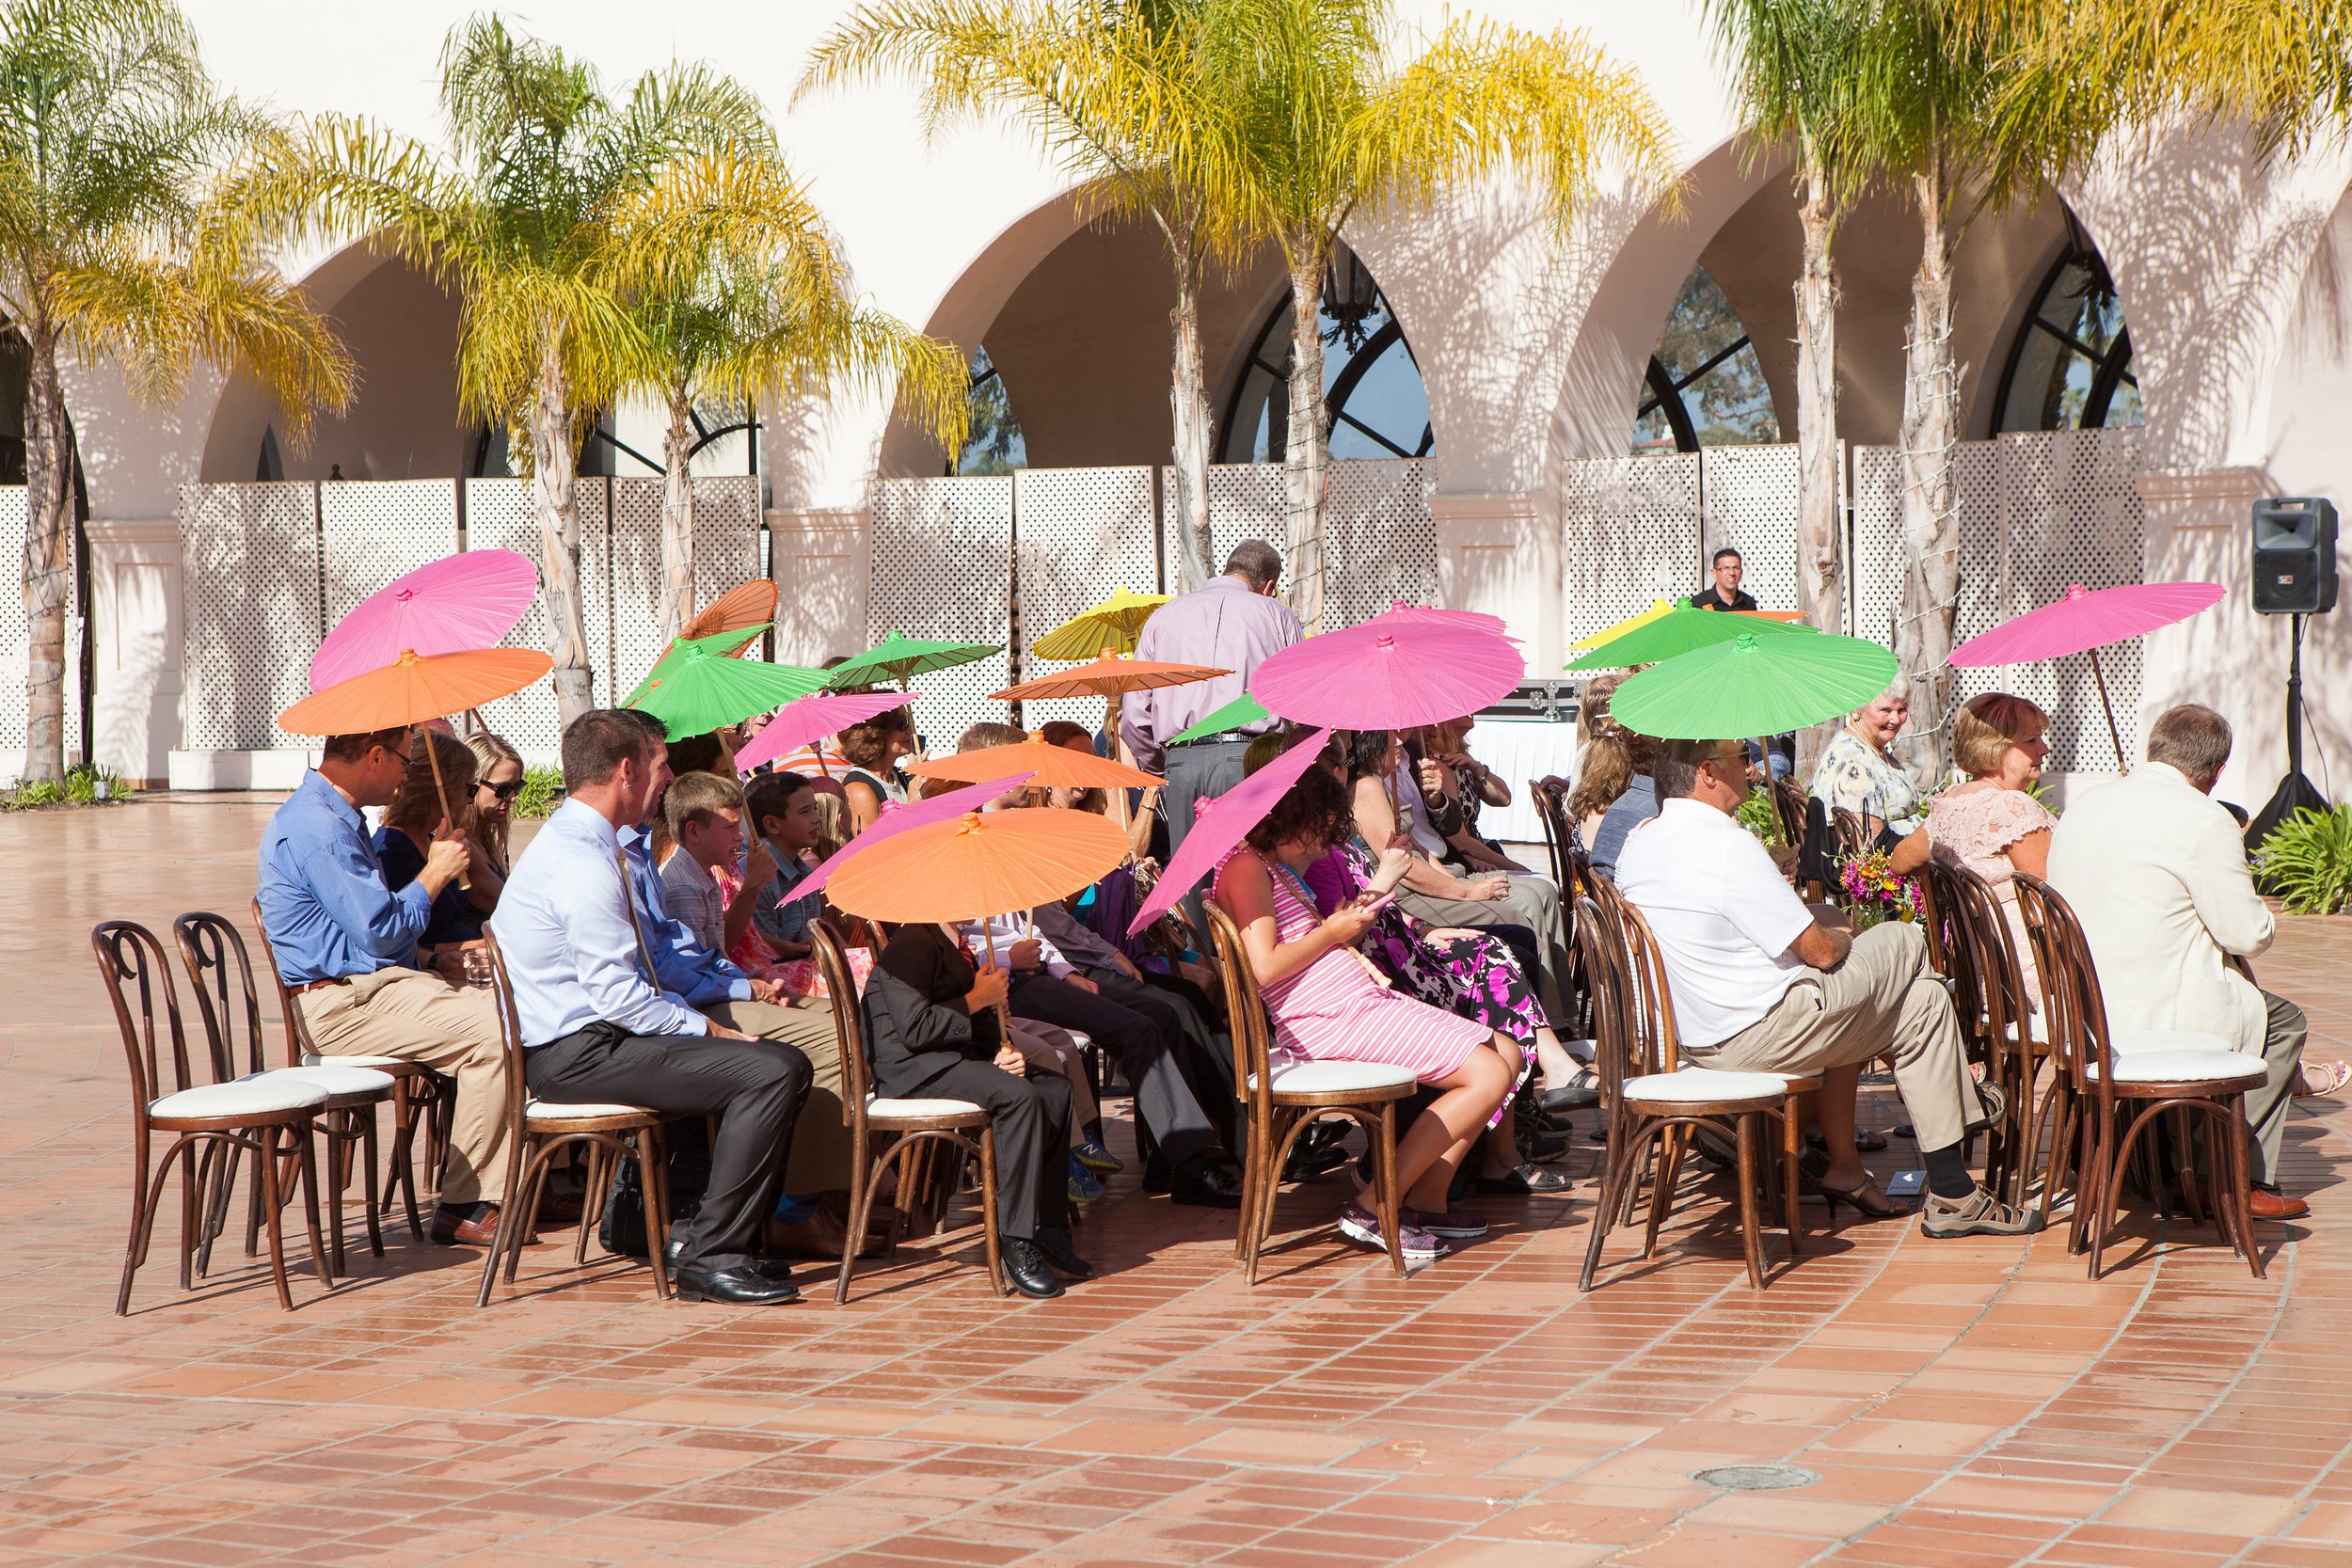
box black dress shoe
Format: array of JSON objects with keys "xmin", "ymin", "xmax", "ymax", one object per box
[
  {"xmin": 1283, "ymin": 1141, "xmax": 1350, "ymax": 1180},
  {"xmin": 674, "ymin": 1264, "xmax": 801, "ymax": 1305},
  {"xmin": 664, "ymin": 1240, "xmax": 794, "ymax": 1282},
  {"xmin": 1538, "ymin": 1080, "xmax": 1601, "ymax": 1112},
  {"xmin": 1001, "ymin": 1237, "xmax": 1065, "ymax": 1298},
  {"xmin": 1168, "ymin": 1161, "xmax": 1246, "ymax": 1209},
  {"xmin": 1032, "ymin": 1225, "xmax": 1095, "ymax": 1280}
]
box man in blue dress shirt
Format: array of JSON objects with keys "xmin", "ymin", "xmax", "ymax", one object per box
[
  {"xmin": 492, "ymin": 710, "xmax": 814, "ymax": 1306},
  {"xmin": 256, "ymin": 727, "xmax": 514, "ymax": 1247}
]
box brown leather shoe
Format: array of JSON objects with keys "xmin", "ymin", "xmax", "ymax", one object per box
[
  {"xmin": 429, "ymin": 1204, "xmax": 501, "ymax": 1246},
  {"xmin": 2248, "ymin": 1187, "xmax": 2312, "ymax": 1221}
]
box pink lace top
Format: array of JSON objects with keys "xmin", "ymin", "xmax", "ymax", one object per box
[{"xmin": 1925, "ymin": 786, "xmax": 2055, "ymax": 888}]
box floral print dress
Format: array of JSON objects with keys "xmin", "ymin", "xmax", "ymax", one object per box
[{"xmin": 1810, "ymin": 729, "xmax": 1925, "ymax": 837}]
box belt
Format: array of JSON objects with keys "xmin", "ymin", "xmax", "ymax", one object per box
[
  {"xmin": 1170, "ymin": 731, "xmax": 1251, "ymax": 748},
  {"xmin": 288, "ymin": 976, "xmax": 352, "ymax": 997}
]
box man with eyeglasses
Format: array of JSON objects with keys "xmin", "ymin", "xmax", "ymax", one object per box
[{"xmin": 1614, "ymin": 737, "xmax": 2038, "ymax": 1237}]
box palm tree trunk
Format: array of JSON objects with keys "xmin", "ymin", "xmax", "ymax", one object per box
[
  {"xmin": 1279, "ymin": 249, "xmax": 1328, "ymax": 632},
  {"xmin": 657, "ymin": 387, "xmax": 696, "ymax": 641},
  {"xmin": 1894, "ymin": 164, "xmax": 1961, "ymax": 786},
  {"xmin": 1792, "ymin": 143, "xmax": 1843, "ymax": 778},
  {"xmin": 20, "ymin": 324, "xmax": 72, "ymax": 784},
  {"xmin": 1167, "ymin": 249, "xmax": 1214, "ymax": 595},
  {"xmin": 528, "ymin": 341, "xmax": 595, "ymax": 726}
]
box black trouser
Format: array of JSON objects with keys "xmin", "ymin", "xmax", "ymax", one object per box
[
  {"xmin": 1075, "ymin": 966, "xmax": 1238, "ymax": 1151},
  {"xmin": 526, "ymin": 1022, "xmax": 811, "ymax": 1274},
  {"xmin": 1009, "ymin": 972, "xmax": 1224, "ymax": 1170},
  {"xmin": 897, "ymin": 1058, "xmax": 1072, "ymax": 1241}
]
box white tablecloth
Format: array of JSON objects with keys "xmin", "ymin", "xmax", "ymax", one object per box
[{"xmin": 1463, "ymin": 715, "xmax": 1581, "ymax": 845}]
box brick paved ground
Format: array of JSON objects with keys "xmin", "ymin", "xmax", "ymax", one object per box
[{"xmin": 4, "ymin": 798, "xmax": 2350, "ymax": 1567}]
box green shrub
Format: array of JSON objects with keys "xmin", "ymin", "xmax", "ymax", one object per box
[
  {"xmin": 2256, "ymin": 804, "xmax": 2352, "ymax": 915},
  {"xmin": 1736, "ymin": 788, "xmax": 1783, "ymax": 847},
  {"xmin": 62, "ymin": 762, "xmax": 124, "ymax": 804},
  {"xmin": 513, "ymin": 765, "xmax": 564, "ymax": 819},
  {"xmin": 4, "ymin": 778, "xmax": 61, "ymax": 810}
]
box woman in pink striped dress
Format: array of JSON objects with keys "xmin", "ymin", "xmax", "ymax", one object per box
[{"xmin": 1213, "ymin": 761, "xmax": 1517, "ymax": 1262}]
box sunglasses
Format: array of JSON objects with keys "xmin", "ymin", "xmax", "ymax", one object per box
[{"xmin": 478, "ymin": 778, "xmax": 524, "ymax": 800}]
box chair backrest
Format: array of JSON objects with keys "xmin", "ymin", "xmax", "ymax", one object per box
[
  {"xmin": 1528, "ymin": 776, "xmax": 1565, "ymax": 885},
  {"xmin": 246, "ymin": 896, "xmax": 324, "ymax": 1066},
  {"xmin": 2009, "ymin": 872, "xmax": 2111, "ymax": 1105},
  {"xmin": 1613, "ymin": 901, "xmax": 1684, "ymax": 1074},
  {"xmin": 1570, "ymin": 895, "xmax": 1639, "ymax": 1110},
  {"xmin": 173, "ymin": 911, "xmax": 274, "ymax": 1078},
  {"xmin": 479, "ymin": 929, "xmax": 534, "ymax": 1141},
  {"xmin": 1912, "ymin": 860, "xmax": 1969, "ymax": 990},
  {"xmin": 809, "ymin": 917, "xmax": 873, "ymax": 1124},
  {"xmin": 91, "ymin": 920, "xmax": 207, "ymax": 1113},
  {"xmin": 1203, "ymin": 900, "xmax": 1277, "ymax": 1127},
  {"xmin": 1769, "ymin": 777, "xmax": 1808, "ymax": 848},
  {"xmin": 1831, "ymin": 807, "xmax": 1871, "ymax": 859}
]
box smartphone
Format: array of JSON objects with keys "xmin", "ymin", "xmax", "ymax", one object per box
[
  {"xmin": 1359, "ymin": 890, "xmax": 1398, "ymax": 914},
  {"xmin": 1884, "ymin": 1170, "xmax": 1925, "ymax": 1197}
]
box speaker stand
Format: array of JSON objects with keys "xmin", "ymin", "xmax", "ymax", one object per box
[{"xmin": 2248, "ymin": 612, "xmax": 2328, "ymax": 851}]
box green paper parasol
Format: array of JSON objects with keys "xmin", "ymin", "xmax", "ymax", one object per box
[
  {"xmin": 1565, "ymin": 606, "xmax": 1811, "ymax": 672},
  {"xmin": 1168, "ymin": 691, "xmax": 1271, "ymax": 745},
  {"xmin": 1610, "ymin": 631, "xmax": 1899, "ymax": 738},
  {"xmin": 823, "ymin": 630, "xmax": 1002, "ymax": 691},
  {"xmin": 624, "ymin": 624, "xmax": 763, "ymax": 709},
  {"xmin": 627, "ymin": 625, "xmax": 827, "ymax": 739}
]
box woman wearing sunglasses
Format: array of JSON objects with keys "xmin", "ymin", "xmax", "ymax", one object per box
[{"xmin": 462, "ymin": 732, "xmax": 525, "ymax": 917}]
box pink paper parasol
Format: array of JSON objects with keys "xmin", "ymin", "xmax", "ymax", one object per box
[
  {"xmin": 1951, "ymin": 580, "xmax": 2224, "ymax": 768},
  {"xmin": 1127, "ymin": 728, "xmax": 1335, "ymax": 936},
  {"xmin": 1251, "ymin": 619, "xmax": 1524, "ymax": 730},
  {"xmin": 1366, "ymin": 600, "xmax": 1516, "ymax": 638},
  {"xmin": 310, "ymin": 550, "xmax": 539, "ymax": 691},
  {"xmin": 732, "ymin": 690, "xmax": 914, "ymax": 776},
  {"xmin": 787, "ymin": 771, "xmax": 1036, "ymax": 906}
]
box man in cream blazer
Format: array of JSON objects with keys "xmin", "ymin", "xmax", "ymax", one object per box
[{"xmin": 2048, "ymin": 705, "xmax": 2312, "ymax": 1220}]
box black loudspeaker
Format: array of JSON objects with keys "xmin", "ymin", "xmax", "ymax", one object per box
[{"xmin": 2251, "ymin": 497, "xmax": 2338, "ymax": 614}]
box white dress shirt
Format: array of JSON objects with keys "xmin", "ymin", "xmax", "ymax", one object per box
[
  {"xmin": 1614, "ymin": 799, "xmax": 1816, "ymax": 1048},
  {"xmin": 959, "ymin": 911, "xmax": 1073, "ymax": 977},
  {"xmin": 490, "ymin": 799, "xmax": 710, "ymax": 1046}
]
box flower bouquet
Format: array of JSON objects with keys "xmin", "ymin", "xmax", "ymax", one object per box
[{"xmin": 1836, "ymin": 847, "xmax": 1921, "ymax": 929}]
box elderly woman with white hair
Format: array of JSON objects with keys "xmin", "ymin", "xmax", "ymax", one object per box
[{"xmin": 1810, "ymin": 685, "xmax": 1924, "ymax": 840}]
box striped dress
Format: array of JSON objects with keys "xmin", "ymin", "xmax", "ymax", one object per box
[{"xmin": 1214, "ymin": 848, "xmax": 1488, "ymax": 1084}]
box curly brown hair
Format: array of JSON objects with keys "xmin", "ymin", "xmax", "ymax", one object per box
[
  {"xmin": 1241, "ymin": 762, "xmax": 1355, "ymax": 856},
  {"xmin": 839, "ymin": 705, "xmax": 914, "ymax": 771}
]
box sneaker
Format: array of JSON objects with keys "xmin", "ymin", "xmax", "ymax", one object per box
[
  {"xmin": 1073, "ymin": 1136, "xmax": 1124, "ymax": 1176},
  {"xmin": 1067, "ymin": 1153, "xmax": 1105, "ymax": 1203},
  {"xmin": 1406, "ymin": 1205, "xmax": 1489, "ymax": 1240},
  {"xmin": 1337, "ymin": 1200, "xmax": 1444, "ymax": 1260},
  {"xmin": 1920, "ymin": 1186, "xmax": 2045, "ymax": 1238}
]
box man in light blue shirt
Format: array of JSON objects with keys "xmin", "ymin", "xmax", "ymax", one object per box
[
  {"xmin": 256, "ymin": 726, "xmax": 513, "ymax": 1247},
  {"xmin": 492, "ymin": 710, "xmax": 814, "ymax": 1307}
]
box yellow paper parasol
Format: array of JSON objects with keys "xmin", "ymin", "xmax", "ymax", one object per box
[{"xmin": 1030, "ymin": 587, "xmax": 1170, "ymax": 659}]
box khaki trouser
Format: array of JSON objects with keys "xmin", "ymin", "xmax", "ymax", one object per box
[
  {"xmin": 701, "ymin": 997, "xmax": 852, "ymax": 1194},
  {"xmin": 296, "ymin": 968, "xmax": 511, "ymax": 1206},
  {"xmin": 1686, "ymin": 921, "xmax": 1982, "ymax": 1154}
]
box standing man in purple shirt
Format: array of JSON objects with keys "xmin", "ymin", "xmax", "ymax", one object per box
[{"xmin": 1120, "ymin": 541, "xmax": 1303, "ymax": 871}]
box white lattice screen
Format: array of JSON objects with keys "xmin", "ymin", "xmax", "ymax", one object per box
[
  {"xmin": 1698, "ymin": 445, "xmax": 1803, "ymax": 610},
  {"xmin": 1556, "ymin": 453, "xmax": 1702, "ymax": 649},
  {"xmin": 464, "ymin": 478, "xmax": 610, "ymax": 750},
  {"xmin": 1850, "ymin": 429, "xmax": 2143, "ymax": 771},
  {"xmin": 690, "ymin": 475, "xmax": 762, "ymax": 618},
  {"xmin": 611, "ymin": 476, "xmax": 772, "ymax": 699},
  {"xmin": 0, "ymin": 487, "xmax": 36, "ymax": 754},
  {"xmin": 1160, "ymin": 459, "xmax": 1437, "ymax": 630},
  {"xmin": 868, "ymin": 476, "xmax": 1013, "ymax": 756},
  {"xmin": 322, "ymin": 480, "xmax": 459, "ymax": 628},
  {"xmin": 1012, "ymin": 467, "xmax": 1156, "ymax": 734},
  {"xmin": 180, "ymin": 483, "xmax": 322, "ymax": 751}
]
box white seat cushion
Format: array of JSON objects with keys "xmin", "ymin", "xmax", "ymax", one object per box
[
  {"xmin": 1623, "ymin": 1069, "xmax": 1791, "ymax": 1104},
  {"xmin": 1247, "ymin": 1058, "xmax": 1419, "ymax": 1094},
  {"xmin": 151, "ymin": 1078, "xmax": 329, "ymax": 1120},
  {"xmin": 868, "ymin": 1097, "xmax": 986, "ymax": 1119},
  {"xmin": 526, "ymin": 1098, "xmax": 654, "ymax": 1122},
  {"xmin": 2087, "ymin": 1048, "xmax": 2266, "ymax": 1086},
  {"xmin": 2113, "ymin": 1028, "xmax": 2235, "ymax": 1055},
  {"xmin": 300, "ymin": 1051, "xmax": 409, "ymax": 1070},
  {"xmin": 244, "ymin": 1066, "xmax": 393, "ymax": 1099}
]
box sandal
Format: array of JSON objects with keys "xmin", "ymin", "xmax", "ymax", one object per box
[
  {"xmin": 1473, "ymin": 1163, "xmax": 1571, "ymax": 1196},
  {"xmin": 1537, "ymin": 1069, "xmax": 1602, "ymax": 1112},
  {"xmin": 1817, "ymin": 1173, "xmax": 1909, "ymax": 1221},
  {"xmin": 2296, "ymin": 1059, "xmax": 2352, "ymax": 1099},
  {"xmin": 1804, "ymin": 1128, "xmax": 1891, "ymax": 1154}
]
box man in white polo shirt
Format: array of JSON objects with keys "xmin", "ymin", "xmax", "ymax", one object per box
[{"xmin": 1615, "ymin": 736, "xmax": 2036, "ymax": 1238}]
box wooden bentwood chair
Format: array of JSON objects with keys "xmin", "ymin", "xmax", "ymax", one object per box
[
  {"xmin": 813, "ymin": 918, "xmax": 1010, "ymax": 1304},
  {"xmin": 1575, "ymin": 896, "xmax": 1819, "ymax": 1291},
  {"xmin": 2010, "ymin": 874, "xmax": 2268, "ymax": 1279},
  {"xmin": 475, "ymin": 931, "xmax": 675, "ymax": 1306},
  {"xmin": 93, "ymin": 921, "xmax": 332, "ymax": 1313},
  {"xmin": 175, "ymin": 912, "xmax": 404, "ymax": 1278},
  {"xmin": 1203, "ymin": 901, "xmax": 1418, "ymax": 1284}
]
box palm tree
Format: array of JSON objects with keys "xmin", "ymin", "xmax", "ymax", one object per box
[
  {"xmin": 1202, "ymin": 0, "xmax": 1678, "ymax": 629},
  {"xmin": 798, "ymin": 0, "xmax": 1243, "ymax": 593},
  {"xmin": 0, "ymin": 0, "xmax": 351, "ymax": 783},
  {"xmin": 266, "ymin": 18, "xmax": 780, "ymax": 724},
  {"xmin": 1702, "ymin": 0, "xmax": 1865, "ymax": 645}
]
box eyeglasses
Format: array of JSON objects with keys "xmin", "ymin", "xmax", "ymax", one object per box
[{"xmin": 478, "ymin": 778, "xmax": 524, "ymax": 800}]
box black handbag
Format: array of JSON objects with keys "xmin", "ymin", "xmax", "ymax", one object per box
[{"xmin": 596, "ymin": 1121, "xmax": 707, "ymax": 1259}]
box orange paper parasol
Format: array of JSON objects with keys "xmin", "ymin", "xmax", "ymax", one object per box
[
  {"xmin": 679, "ymin": 578, "xmax": 780, "ymax": 656},
  {"xmin": 278, "ymin": 647, "xmax": 552, "ymax": 736},
  {"xmin": 825, "ymin": 807, "xmax": 1129, "ymax": 925},
  {"xmin": 991, "ymin": 650, "xmax": 1227, "ymax": 703},
  {"xmin": 907, "ymin": 731, "xmax": 1162, "ymax": 789}
]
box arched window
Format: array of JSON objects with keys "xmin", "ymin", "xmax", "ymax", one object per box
[
  {"xmin": 1992, "ymin": 240, "xmax": 2142, "ymax": 434},
  {"xmin": 1632, "ymin": 265, "xmax": 1780, "ymax": 453},
  {"xmin": 954, "ymin": 345, "xmax": 1026, "ymax": 475},
  {"xmin": 1220, "ymin": 245, "xmax": 1432, "ymax": 463}
]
